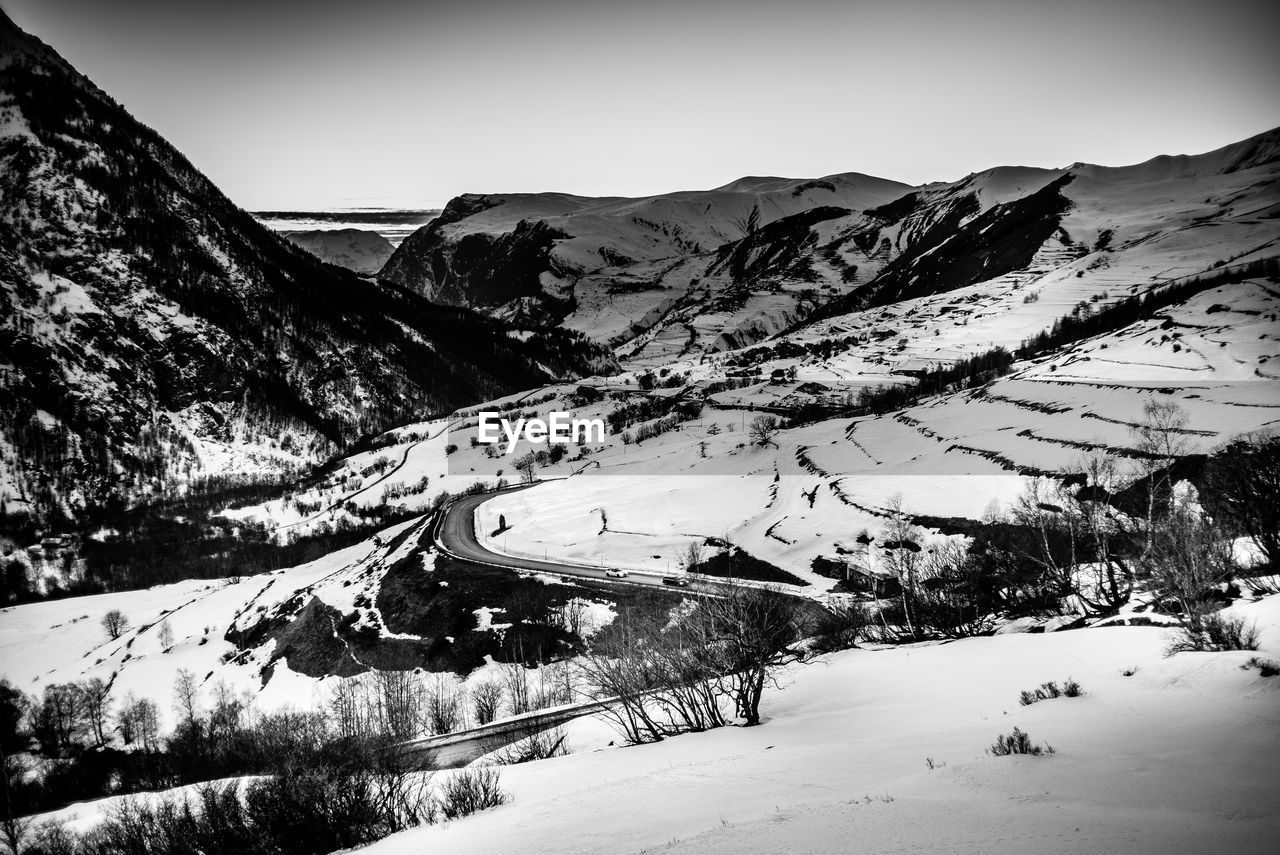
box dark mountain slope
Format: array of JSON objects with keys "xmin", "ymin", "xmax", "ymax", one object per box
[
  {"xmin": 0, "ymin": 12, "xmax": 613, "ymax": 524},
  {"xmin": 804, "ymin": 175, "xmax": 1075, "ymax": 323}
]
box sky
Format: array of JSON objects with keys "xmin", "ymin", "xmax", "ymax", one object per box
[{"xmin": 5, "ymin": 0, "xmax": 1278, "ymax": 210}]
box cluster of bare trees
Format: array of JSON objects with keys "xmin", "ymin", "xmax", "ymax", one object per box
[
  {"xmin": 837, "ymin": 497, "xmax": 999, "ymax": 642},
  {"xmin": 828, "ymin": 404, "xmax": 1276, "ymax": 649},
  {"xmin": 1007, "ymin": 403, "xmax": 1274, "ymax": 648},
  {"xmin": 20, "ymin": 679, "xmax": 123, "ymax": 756},
  {"xmin": 327, "ymin": 661, "xmax": 574, "ymax": 744},
  {"xmin": 3, "ymin": 658, "xmax": 554, "ymax": 852},
  {"xmin": 580, "ymin": 587, "xmax": 809, "ymax": 744}
]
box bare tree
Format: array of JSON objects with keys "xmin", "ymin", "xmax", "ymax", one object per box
[
  {"xmin": 173, "ymin": 667, "xmax": 202, "ymax": 748},
  {"xmin": 581, "ymin": 590, "xmax": 807, "ymax": 740},
  {"xmin": 374, "ymin": 670, "xmax": 423, "ymax": 741},
  {"xmin": 1, "ymin": 742, "xmax": 32, "ymax": 855},
  {"xmin": 116, "ymin": 692, "xmax": 140, "ymax": 745},
  {"xmin": 423, "ymin": 674, "xmax": 463, "ymax": 735},
  {"xmin": 207, "ymin": 680, "xmax": 246, "ymax": 748},
  {"xmin": 533, "ymin": 660, "xmax": 573, "ymax": 709},
  {"xmin": 1009, "ymin": 479, "xmax": 1082, "ymax": 607},
  {"xmin": 471, "ymin": 682, "xmax": 504, "ymax": 726},
  {"xmin": 748, "ymin": 414, "xmax": 779, "ymax": 447},
  {"xmin": 1070, "ymin": 454, "xmax": 1136, "ymax": 612},
  {"xmin": 1202, "ymin": 431, "xmax": 1279, "ymax": 570},
  {"xmin": 328, "ymin": 676, "xmax": 375, "ymax": 739},
  {"xmin": 35, "ymin": 684, "xmax": 85, "ymax": 753},
  {"xmin": 514, "ymin": 452, "xmax": 537, "ymax": 484},
  {"xmin": 157, "ymin": 620, "xmax": 175, "ymax": 651},
  {"xmin": 1009, "ymin": 456, "xmax": 1135, "ymax": 616},
  {"xmin": 880, "ymin": 495, "xmax": 926, "ymax": 639},
  {"xmin": 553, "ymin": 598, "xmax": 590, "ymax": 638},
  {"xmin": 78, "ymin": 678, "xmax": 111, "ymax": 747},
  {"xmin": 1131, "ymin": 400, "xmax": 1191, "ymax": 556},
  {"xmin": 101, "ymin": 609, "xmax": 129, "ymax": 640},
  {"xmin": 501, "ymin": 661, "xmax": 533, "ymax": 717},
  {"xmin": 117, "ymin": 694, "xmax": 161, "ymax": 753},
  {"xmin": 579, "ymin": 612, "xmax": 720, "ymax": 744},
  {"xmin": 678, "ymin": 540, "xmax": 705, "ymax": 573},
  {"xmin": 693, "ymin": 587, "xmax": 808, "ymax": 725},
  {"xmin": 1141, "ymin": 486, "xmax": 1236, "ymax": 644},
  {"xmin": 133, "ymin": 697, "xmax": 160, "ymax": 752}
]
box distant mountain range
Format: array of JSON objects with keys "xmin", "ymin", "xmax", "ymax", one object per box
[
  {"xmin": 0, "ymin": 11, "xmax": 613, "ymax": 524},
  {"xmin": 253, "ymin": 209, "xmax": 440, "ymax": 246},
  {"xmin": 280, "ymin": 229, "xmax": 396, "ymax": 276},
  {"xmin": 381, "ymin": 127, "xmax": 1280, "ymax": 364}
]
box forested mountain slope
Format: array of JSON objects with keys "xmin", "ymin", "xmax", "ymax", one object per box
[{"xmin": 0, "ymin": 11, "xmax": 614, "ymax": 524}]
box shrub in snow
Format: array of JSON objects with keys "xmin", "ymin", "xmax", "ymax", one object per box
[
  {"xmin": 44, "ymin": 763, "xmax": 439, "ymax": 855},
  {"xmin": 1018, "ymin": 679, "xmax": 1084, "ymax": 706},
  {"xmin": 437, "ymin": 766, "xmax": 508, "ymax": 819},
  {"xmin": 1202, "ymin": 613, "xmax": 1261, "ymax": 651},
  {"xmin": 810, "ymin": 601, "xmax": 870, "ymax": 653},
  {"xmin": 1168, "ymin": 610, "xmax": 1261, "ymax": 654},
  {"xmin": 988, "ymin": 727, "xmax": 1054, "ymax": 756}
]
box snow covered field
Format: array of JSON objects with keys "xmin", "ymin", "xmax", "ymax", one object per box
[
  {"xmin": 23, "ymin": 588, "xmax": 1280, "ymax": 854},
  {"xmin": 359, "ymin": 596, "xmax": 1280, "ymax": 853}
]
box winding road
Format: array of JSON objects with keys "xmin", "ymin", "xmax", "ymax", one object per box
[
  {"xmin": 431, "ymin": 484, "xmax": 750, "ymax": 599},
  {"xmin": 396, "ymin": 482, "xmax": 828, "ymax": 768}
]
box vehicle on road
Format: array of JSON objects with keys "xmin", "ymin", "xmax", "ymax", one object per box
[
  {"xmin": 661, "ymin": 575, "xmax": 690, "ymax": 587},
  {"xmin": 605, "ymin": 569, "xmax": 629, "ymax": 578}
]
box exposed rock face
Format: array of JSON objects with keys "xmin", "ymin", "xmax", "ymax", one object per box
[
  {"xmin": 0, "ymin": 11, "xmax": 614, "ymax": 522},
  {"xmin": 283, "ymin": 228, "xmax": 395, "ymax": 275}
]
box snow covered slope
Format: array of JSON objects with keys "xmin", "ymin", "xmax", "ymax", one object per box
[
  {"xmin": 0, "ymin": 511, "xmax": 661, "ymax": 731},
  {"xmin": 381, "ymin": 128, "xmax": 1279, "ymax": 367},
  {"xmin": 353, "ymin": 262, "xmax": 1277, "ymax": 586},
  {"xmin": 353, "ymin": 592, "xmax": 1280, "ymax": 855},
  {"xmin": 37, "ymin": 592, "xmax": 1278, "ymax": 853},
  {"xmin": 283, "ymin": 228, "xmax": 395, "ymax": 275}
]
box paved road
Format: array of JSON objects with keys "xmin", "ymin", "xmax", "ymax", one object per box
[
  {"xmin": 432, "ymin": 485, "xmax": 743, "ymax": 599},
  {"xmin": 406, "ymin": 482, "xmax": 828, "ymax": 769}
]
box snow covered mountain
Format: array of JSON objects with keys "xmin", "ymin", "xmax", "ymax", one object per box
[
  {"xmin": 381, "ymin": 129, "xmax": 1280, "ymax": 366},
  {"xmin": 282, "ymin": 228, "xmax": 396, "ymax": 275},
  {"xmin": 0, "ymin": 12, "xmax": 614, "ymax": 524}
]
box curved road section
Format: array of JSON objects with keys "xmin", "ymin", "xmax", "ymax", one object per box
[{"xmin": 433, "ymin": 485, "xmax": 747, "ymax": 599}]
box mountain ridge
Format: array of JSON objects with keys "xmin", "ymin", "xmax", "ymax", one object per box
[
  {"xmin": 0, "ymin": 11, "xmax": 614, "ymax": 525},
  {"xmin": 381, "ymin": 126, "xmax": 1280, "ymax": 365}
]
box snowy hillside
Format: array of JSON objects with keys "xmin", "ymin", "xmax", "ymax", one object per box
[
  {"xmin": 22, "ymin": 587, "xmax": 1280, "ymax": 852},
  {"xmin": 283, "ymin": 228, "xmax": 395, "ymax": 275},
  {"xmin": 381, "ymin": 128, "xmax": 1279, "ymax": 367},
  {"xmin": 0, "ymin": 11, "xmax": 614, "ymax": 527},
  {"xmin": 259, "ymin": 262, "xmax": 1272, "ymax": 589}
]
